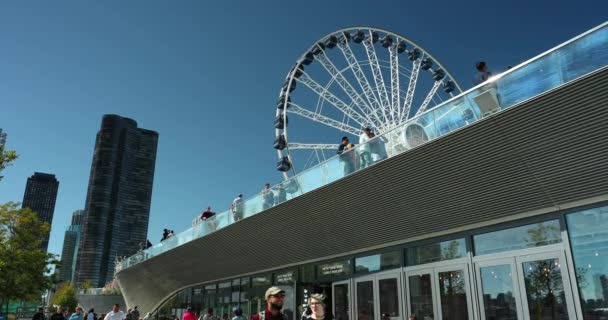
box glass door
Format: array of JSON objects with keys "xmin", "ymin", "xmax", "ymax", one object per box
[
  {"xmin": 476, "ymin": 251, "xmax": 578, "ymax": 320},
  {"xmin": 476, "ymin": 258, "xmax": 523, "ymax": 320},
  {"xmin": 516, "ymin": 251, "xmax": 575, "ymax": 320},
  {"xmin": 354, "ymin": 272, "xmax": 403, "ymax": 320},
  {"xmin": 405, "ymin": 264, "xmax": 474, "ymax": 320},
  {"xmin": 376, "ymin": 272, "xmax": 403, "ymax": 320},
  {"xmin": 434, "ymin": 264, "xmax": 473, "ymax": 320},
  {"xmin": 333, "ymin": 280, "xmax": 352, "ymax": 320},
  {"xmin": 406, "ymin": 269, "xmax": 436, "ymax": 320},
  {"xmin": 355, "ymin": 277, "xmax": 376, "ymax": 320}
]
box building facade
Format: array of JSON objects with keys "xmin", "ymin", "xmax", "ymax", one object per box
[
  {"xmin": 115, "ymin": 23, "xmax": 608, "ymax": 320},
  {"xmin": 75, "ymin": 114, "xmax": 158, "ymax": 287},
  {"xmin": 22, "ymin": 172, "xmax": 59, "ymax": 252},
  {"xmin": 58, "ymin": 210, "xmax": 84, "ymax": 283}
]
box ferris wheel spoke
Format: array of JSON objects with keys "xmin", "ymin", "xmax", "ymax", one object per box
[
  {"xmin": 337, "ymin": 40, "xmax": 386, "ymax": 130},
  {"xmin": 287, "ymin": 143, "xmax": 339, "ymax": 150},
  {"xmin": 362, "ymin": 32, "xmax": 392, "ymax": 126},
  {"xmin": 389, "ymin": 45, "xmax": 400, "ymax": 127},
  {"xmin": 297, "ymin": 72, "xmax": 368, "ymax": 128},
  {"xmin": 287, "ymin": 102, "xmax": 361, "ymax": 136},
  {"xmin": 314, "ymin": 50, "xmax": 383, "ymax": 128},
  {"xmin": 401, "ymin": 55, "xmax": 423, "ymax": 122},
  {"xmin": 415, "ymin": 80, "xmax": 442, "ymax": 117}
]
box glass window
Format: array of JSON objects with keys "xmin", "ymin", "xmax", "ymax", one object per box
[
  {"xmin": 566, "ymin": 205, "xmax": 608, "ymax": 319},
  {"xmin": 240, "ymin": 277, "xmax": 250, "ymax": 288},
  {"xmin": 474, "ymin": 220, "xmax": 561, "ymax": 255},
  {"xmin": 252, "ymin": 274, "xmax": 272, "ymax": 287},
  {"xmin": 355, "ymin": 251, "xmax": 401, "ymax": 273},
  {"xmin": 379, "ymin": 278, "xmax": 400, "ymax": 317},
  {"xmin": 409, "ymin": 274, "xmax": 434, "ymax": 320},
  {"xmin": 356, "ymin": 281, "xmax": 374, "ymax": 320},
  {"xmin": 478, "ymin": 265, "xmax": 518, "ymax": 319},
  {"xmin": 407, "ymin": 239, "xmax": 466, "ymax": 266}
]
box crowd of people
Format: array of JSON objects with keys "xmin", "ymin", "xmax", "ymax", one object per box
[
  {"xmin": 34, "ymin": 287, "xmax": 426, "ymax": 320},
  {"xmin": 33, "ymin": 304, "xmax": 150, "ymax": 320}
]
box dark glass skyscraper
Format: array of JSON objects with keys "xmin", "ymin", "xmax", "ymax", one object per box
[
  {"xmin": 58, "ymin": 210, "xmax": 84, "ymax": 283},
  {"xmin": 75, "ymin": 115, "xmax": 158, "ymax": 287},
  {"xmin": 22, "ymin": 172, "xmax": 59, "ymax": 252}
]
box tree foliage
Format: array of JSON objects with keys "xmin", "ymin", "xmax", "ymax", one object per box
[
  {"xmin": 51, "ymin": 283, "xmax": 78, "ymax": 311},
  {"xmin": 0, "ymin": 129, "xmax": 18, "ymax": 182},
  {"xmin": 0, "ymin": 202, "xmax": 57, "ymax": 312}
]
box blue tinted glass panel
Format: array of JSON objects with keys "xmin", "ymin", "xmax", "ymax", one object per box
[
  {"xmin": 474, "ymin": 220, "xmax": 561, "ymax": 255},
  {"xmin": 566, "ymin": 205, "xmax": 608, "ymax": 319}
]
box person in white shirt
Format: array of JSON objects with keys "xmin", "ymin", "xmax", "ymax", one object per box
[
  {"xmin": 231, "ymin": 194, "xmax": 244, "ymax": 222},
  {"xmin": 358, "ymin": 127, "xmax": 373, "ymax": 169},
  {"xmin": 104, "ymin": 304, "xmax": 125, "ymax": 320}
]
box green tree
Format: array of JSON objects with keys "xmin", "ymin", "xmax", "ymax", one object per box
[
  {"xmin": 0, "ymin": 129, "xmax": 18, "ymax": 182},
  {"xmin": 51, "ymin": 283, "xmax": 78, "ymax": 311},
  {"xmin": 0, "ymin": 202, "xmax": 57, "ymax": 314}
]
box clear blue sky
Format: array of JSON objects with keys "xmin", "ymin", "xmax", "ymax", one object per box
[{"xmin": 0, "ymin": 0, "xmax": 605, "ymax": 258}]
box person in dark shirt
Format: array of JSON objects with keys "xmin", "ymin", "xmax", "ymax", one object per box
[
  {"xmin": 51, "ymin": 307, "xmax": 66, "ymax": 320},
  {"xmin": 252, "ymin": 287, "xmax": 287, "ymax": 320},
  {"xmin": 201, "ymin": 207, "xmax": 215, "ymax": 220},
  {"xmin": 32, "ymin": 308, "xmax": 45, "ymax": 320},
  {"xmin": 201, "ymin": 206, "xmax": 218, "ymax": 231},
  {"xmin": 337, "ymin": 137, "xmax": 355, "ymax": 176}
]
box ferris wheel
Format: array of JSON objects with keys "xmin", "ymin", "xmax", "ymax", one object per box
[{"xmin": 274, "ymin": 27, "xmax": 463, "ymax": 178}]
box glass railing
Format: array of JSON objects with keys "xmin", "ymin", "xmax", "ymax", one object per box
[{"xmin": 119, "ymin": 22, "xmax": 608, "ymax": 271}]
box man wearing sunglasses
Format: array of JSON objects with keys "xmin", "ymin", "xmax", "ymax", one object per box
[{"xmin": 252, "ymin": 287, "xmax": 287, "ymax": 320}]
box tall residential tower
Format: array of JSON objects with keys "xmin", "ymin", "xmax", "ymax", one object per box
[
  {"xmin": 22, "ymin": 172, "xmax": 59, "ymax": 252},
  {"xmin": 75, "ymin": 115, "xmax": 158, "ymax": 287}
]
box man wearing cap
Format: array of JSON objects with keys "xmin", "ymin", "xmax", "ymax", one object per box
[{"xmin": 252, "ymin": 287, "xmax": 287, "ymax": 320}]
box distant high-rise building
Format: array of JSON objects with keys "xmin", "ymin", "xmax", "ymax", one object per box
[
  {"xmin": 75, "ymin": 115, "xmax": 158, "ymax": 287},
  {"xmin": 22, "ymin": 172, "xmax": 59, "ymax": 252},
  {"xmin": 58, "ymin": 210, "xmax": 84, "ymax": 283}
]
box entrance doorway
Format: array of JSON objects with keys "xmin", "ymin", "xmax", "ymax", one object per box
[
  {"xmin": 352, "ymin": 271, "xmax": 403, "ymax": 320},
  {"xmin": 404, "ymin": 263, "xmax": 473, "ymax": 320},
  {"xmin": 475, "ymin": 250, "xmax": 577, "ymax": 320}
]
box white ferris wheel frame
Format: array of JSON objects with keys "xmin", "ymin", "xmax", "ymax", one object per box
[{"xmin": 275, "ymin": 27, "xmax": 463, "ymax": 179}]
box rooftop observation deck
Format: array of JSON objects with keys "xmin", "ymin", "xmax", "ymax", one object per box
[{"xmin": 118, "ymin": 22, "xmax": 608, "ymax": 273}]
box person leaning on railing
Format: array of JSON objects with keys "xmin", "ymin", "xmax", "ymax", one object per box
[{"xmin": 231, "ymin": 193, "xmax": 244, "ymax": 221}]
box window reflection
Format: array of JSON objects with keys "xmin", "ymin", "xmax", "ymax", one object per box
[
  {"xmin": 479, "ymin": 265, "xmax": 518, "ymax": 320},
  {"xmin": 407, "ymin": 239, "xmax": 466, "ymax": 266},
  {"xmin": 566, "ymin": 205, "xmax": 608, "ymax": 319},
  {"xmin": 438, "ymin": 270, "xmax": 468, "ymax": 320},
  {"xmin": 474, "ymin": 220, "xmax": 561, "ymax": 255},
  {"xmin": 355, "ymin": 251, "xmax": 400, "ymax": 273},
  {"xmin": 521, "ymin": 258, "xmax": 569, "ymax": 319},
  {"xmin": 409, "ymin": 274, "xmax": 434, "ymax": 320}
]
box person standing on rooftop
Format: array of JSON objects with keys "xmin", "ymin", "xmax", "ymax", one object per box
[
  {"xmin": 231, "ymin": 193, "xmax": 244, "ymax": 221},
  {"xmin": 262, "ymin": 183, "xmax": 275, "ymax": 210},
  {"xmin": 337, "ymin": 136, "xmax": 355, "ymax": 175},
  {"xmin": 473, "ymin": 61, "xmax": 492, "ymax": 85}
]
